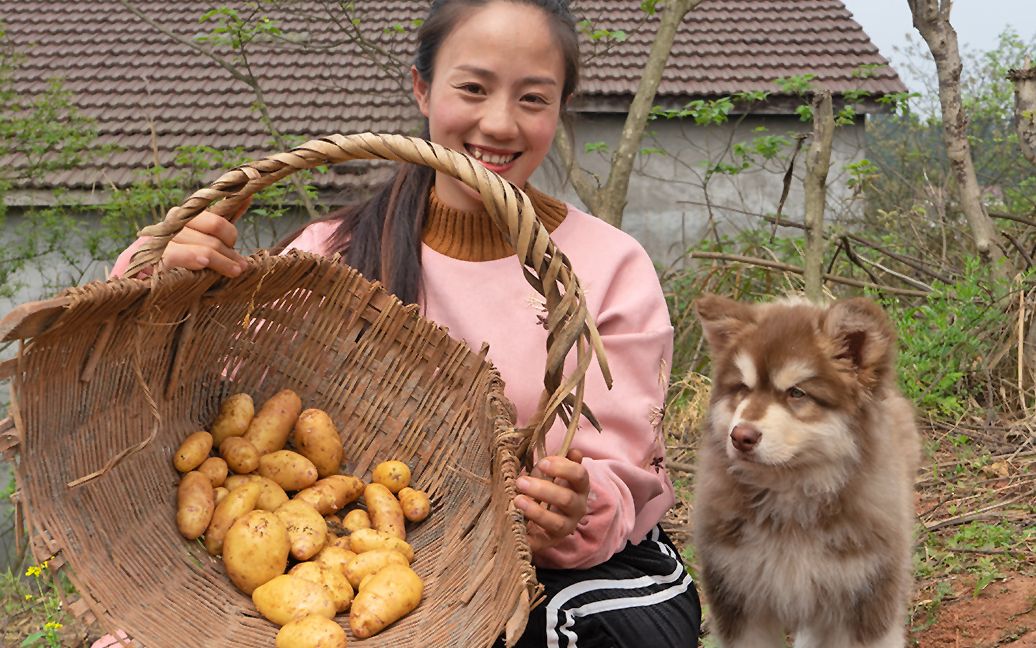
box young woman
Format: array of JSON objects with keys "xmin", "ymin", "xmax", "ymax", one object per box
[{"xmin": 109, "ymin": 1, "xmax": 701, "ymax": 646}]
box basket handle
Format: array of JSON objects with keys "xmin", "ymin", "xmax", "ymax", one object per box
[{"xmin": 124, "ymin": 132, "xmax": 611, "ymax": 465}]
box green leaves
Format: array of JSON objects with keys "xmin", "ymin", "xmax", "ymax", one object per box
[
  {"xmin": 577, "ymin": 19, "xmax": 628, "ymax": 43},
  {"xmin": 195, "ymin": 6, "xmax": 283, "ymax": 53}
]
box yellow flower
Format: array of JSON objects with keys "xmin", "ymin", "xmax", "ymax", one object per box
[
  {"xmin": 25, "ymin": 565, "xmax": 40, "ymax": 577},
  {"xmin": 24, "ymin": 594, "xmax": 33, "ymax": 600},
  {"xmin": 44, "ymin": 621, "xmax": 63, "ymax": 631}
]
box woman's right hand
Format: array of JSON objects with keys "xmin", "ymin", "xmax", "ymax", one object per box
[{"xmin": 160, "ymin": 196, "xmax": 252, "ymax": 277}]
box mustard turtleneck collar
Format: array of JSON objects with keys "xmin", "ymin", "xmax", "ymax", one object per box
[{"xmin": 422, "ymin": 184, "xmax": 569, "ymax": 261}]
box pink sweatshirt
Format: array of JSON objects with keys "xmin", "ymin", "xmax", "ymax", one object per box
[{"xmin": 111, "ymin": 203, "xmax": 675, "ymax": 569}]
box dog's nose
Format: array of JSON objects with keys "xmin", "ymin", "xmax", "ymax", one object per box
[{"xmin": 730, "ymin": 424, "xmax": 762, "ymax": 453}]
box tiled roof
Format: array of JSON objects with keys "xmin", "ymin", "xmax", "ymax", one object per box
[{"xmin": 1, "ymin": 1, "xmax": 905, "ymax": 193}]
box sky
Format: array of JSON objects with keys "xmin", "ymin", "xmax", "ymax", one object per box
[{"xmin": 840, "ymin": 0, "xmax": 1036, "ymax": 94}]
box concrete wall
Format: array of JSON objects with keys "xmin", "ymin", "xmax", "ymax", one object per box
[{"xmin": 533, "ymin": 114, "xmax": 869, "ymax": 269}]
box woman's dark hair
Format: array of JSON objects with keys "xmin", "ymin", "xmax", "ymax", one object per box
[{"xmin": 277, "ymin": 0, "xmax": 580, "ymax": 305}]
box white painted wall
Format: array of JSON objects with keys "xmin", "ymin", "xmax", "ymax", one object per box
[{"xmin": 534, "ymin": 114, "xmax": 869, "ymax": 269}]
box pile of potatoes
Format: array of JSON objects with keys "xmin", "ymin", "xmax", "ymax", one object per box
[{"xmin": 173, "ymin": 388, "xmax": 432, "ymax": 647}]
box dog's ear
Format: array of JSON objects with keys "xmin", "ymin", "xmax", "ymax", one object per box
[
  {"xmin": 694, "ymin": 294, "xmax": 755, "ymax": 354},
  {"xmin": 822, "ymin": 297, "xmax": 896, "ymax": 390}
]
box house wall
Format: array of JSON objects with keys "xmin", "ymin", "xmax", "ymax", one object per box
[{"xmin": 533, "ymin": 114, "xmax": 869, "ymax": 269}]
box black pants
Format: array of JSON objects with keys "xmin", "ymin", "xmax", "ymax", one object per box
[{"xmin": 499, "ymin": 526, "xmax": 702, "ymax": 648}]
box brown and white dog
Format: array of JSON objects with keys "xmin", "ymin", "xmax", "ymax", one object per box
[{"xmin": 691, "ymin": 295, "xmax": 920, "ymax": 648}]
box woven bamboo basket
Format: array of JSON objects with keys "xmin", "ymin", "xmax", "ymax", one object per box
[{"xmin": 0, "ymin": 133, "xmax": 609, "ymax": 647}]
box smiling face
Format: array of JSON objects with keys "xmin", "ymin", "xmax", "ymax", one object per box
[{"xmin": 412, "ymin": 1, "xmax": 566, "ymax": 212}]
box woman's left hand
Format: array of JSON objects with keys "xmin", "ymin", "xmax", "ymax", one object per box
[{"xmin": 515, "ymin": 449, "xmax": 590, "ymax": 553}]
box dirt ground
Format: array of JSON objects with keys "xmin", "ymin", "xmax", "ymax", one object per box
[{"xmin": 914, "ymin": 575, "xmax": 1036, "ymax": 648}]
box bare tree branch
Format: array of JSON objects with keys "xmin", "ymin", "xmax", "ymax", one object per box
[{"xmin": 688, "ymin": 251, "xmax": 930, "ymax": 297}]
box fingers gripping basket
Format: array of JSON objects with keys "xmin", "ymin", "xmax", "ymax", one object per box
[{"xmin": 0, "ymin": 133, "xmax": 610, "ymax": 647}]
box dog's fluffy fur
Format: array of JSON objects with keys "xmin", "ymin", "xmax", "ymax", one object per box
[{"xmin": 692, "ymin": 295, "xmax": 921, "ymax": 648}]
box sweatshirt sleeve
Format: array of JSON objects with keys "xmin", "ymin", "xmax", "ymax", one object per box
[
  {"xmin": 109, "ymin": 237, "xmax": 153, "ymax": 279},
  {"xmin": 533, "ymin": 240, "xmax": 675, "ymax": 569}
]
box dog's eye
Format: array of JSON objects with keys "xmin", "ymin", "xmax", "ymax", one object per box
[{"xmin": 787, "ymin": 386, "xmax": 808, "ymax": 399}]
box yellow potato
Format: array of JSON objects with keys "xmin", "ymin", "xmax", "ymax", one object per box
[
  {"xmin": 275, "ymin": 499, "xmax": 329, "ymax": 561},
  {"xmin": 176, "ymin": 470, "xmax": 215, "ymax": 540},
  {"xmin": 348, "ymin": 528, "xmax": 414, "ymax": 562},
  {"xmin": 204, "ymin": 481, "xmax": 262, "ymax": 556},
  {"xmin": 371, "ymin": 460, "xmax": 411, "ymax": 494},
  {"xmin": 397, "ymin": 487, "xmax": 431, "ymax": 523},
  {"xmin": 210, "ymin": 392, "xmax": 255, "ymax": 447},
  {"xmin": 341, "ymin": 509, "xmax": 371, "ymax": 533},
  {"xmin": 213, "ymin": 486, "xmax": 230, "ymax": 505},
  {"xmin": 295, "ymin": 475, "xmax": 364, "ymax": 515},
  {"xmin": 314, "ymin": 545, "xmax": 356, "ymax": 577},
  {"xmin": 349, "ymin": 564, "xmax": 423, "ymax": 639},
  {"xmin": 293, "ymin": 486, "xmax": 337, "ymax": 516},
  {"xmin": 364, "ymin": 483, "xmax": 406, "ymax": 539},
  {"xmin": 288, "ymin": 561, "xmax": 354, "ymax": 613},
  {"xmin": 252, "ymin": 574, "xmax": 335, "ymax": 627},
  {"xmin": 358, "ymin": 573, "xmax": 374, "ymax": 592},
  {"xmin": 344, "ymin": 549, "xmax": 409, "ymax": 589},
  {"xmin": 173, "ymin": 431, "xmax": 212, "ymax": 473},
  {"xmin": 259, "ymin": 450, "xmax": 319, "ymax": 492},
  {"xmin": 223, "ymin": 474, "xmax": 252, "ymax": 491},
  {"xmin": 223, "ymin": 510, "xmax": 291, "ymax": 595},
  {"xmin": 219, "ymin": 436, "xmax": 260, "ymax": 475},
  {"xmin": 292, "ymin": 408, "xmax": 344, "ymax": 478},
  {"xmin": 244, "ymin": 388, "xmax": 302, "ymax": 455},
  {"xmin": 322, "ymin": 475, "xmax": 365, "ymax": 509},
  {"xmin": 251, "ymin": 475, "xmax": 290, "ymax": 511},
  {"xmin": 275, "ymin": 614, "xmax": 347, "ymax": 648},
  {"xmin": 198, "ymin": 456, "xmax": 228, "ymax": 487},
  {"xmin": 327, "ymin": 535, "xmax": 352, "ymax": 551}
]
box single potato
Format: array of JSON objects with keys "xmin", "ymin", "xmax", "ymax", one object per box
[
  {"xmin": 176, "ymin": 470, "xmax": 215, "ymax": 540},
  {"xmin": 204, "ymin": 481, "xmax": 262, "ymax": 556},
  {"xmin": 222, "ymin": 510, "xmax": 291, "ymax": 595},
  {"xmin": 397, "ymin": 487, "xmax": 431, "ymax": 523},
  {"xmin": 341, "ymin": 509, "xmax": 371, "ymax": 533},
  {"xmin": 344, "ymin": 549, "xmax": 408, "ymax": 589},
  {"xmin": 219, "ymin": 436, "xmax": 260, "ymax": 475},
  {"xmin": 252, "ymin": 574, "xmax": 335, "ymax": 627},
  {"xmin": 244, "ymin": 388, "xmax": 302, "ymax": 455},
  {"xmin": 295, "ymin": 475, "xmax": 363, "ymax": 515},
  {"xmin": 210, "ymin": 392, "xmax": 254, "ymax": 447},
  {"xmin": 314, "ymin": 545, "xmax": 356, "ymax": 577},
  {"xmin": 223, "ymin": 474, "xmax": 252, "ymax": 491},
  {"xmin": 197, "ymin": 456, "xmax": 228, "ymax": 487},
  {"xmin": 292, "ymin": 408, "xmax": 344, "ymax": 478},
  {"xmin": 288, "ymin": 561, "xmax": 354, "ymax": 613},
  {"xmin": 275, "ymin": 614, "xmax": 347, "ymax": 648},
  {"xmin": 252, "ymin": 475, "xmax": 291, "ymax": 511},
  {"xmin": 349, "ymin": 564, "xmax": 424, "ymax": 639},
  {"xmin": 364, "ymin": 483, "xmax": 406, "ymax": 539},
  {"xmin": 173, "ymin": 431, "xmax": 212, "ymax": 473},
  {"xmin": 371, "ymin": 460, "xmax": 411, "ymax": 494},
  {"xmin": 347, "ymin": 528, "xmax": 413, "ymax": 562},
  {"xmin": 259, "ymin": 450, "xmax": 319, "ymax": 492},
  {"xmin": 275, "ymin": 499, "xmax": 329, "ymax": 561}
]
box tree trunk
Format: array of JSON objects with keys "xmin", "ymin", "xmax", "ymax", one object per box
[
  {"xmin": 1008, "ymin": 61, "xmax": 1036, "ymax": 166},
  {"xmin": 560, "ymin": 0, "xmax": 705, "ymax": 228},
  {"xmin": 1007, "ymin": 61, "xmax": 1036, "ymax": 384},
  {"xmin": 803, "ymin": 92, "xmax": 834, "ymax": 301},
  {"xmin": 907, "ymin": 0, "xmax": 1004, "ymax": 267}
]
